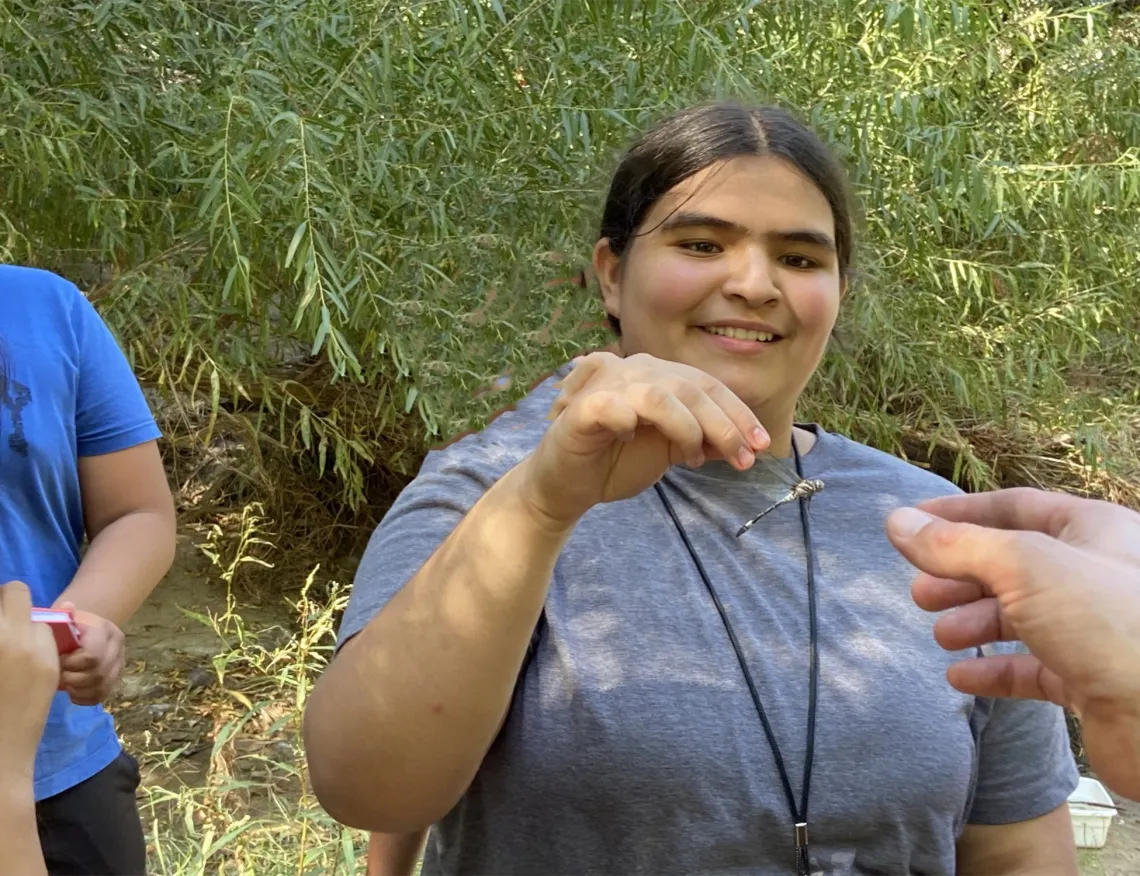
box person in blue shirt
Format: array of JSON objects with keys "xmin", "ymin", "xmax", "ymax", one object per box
[{"xmin": 1, "ymin": 264, "xmax": 176, "ymax": 875}]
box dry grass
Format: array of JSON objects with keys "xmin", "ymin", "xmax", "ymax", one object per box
[{"xmin": 118, "ymin": 512, "xmax": 369, "ymax": 875}]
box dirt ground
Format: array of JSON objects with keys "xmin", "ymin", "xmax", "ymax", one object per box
[
  {"xmin": 113, "ymin": 532, "xmax": 1140, "ymax": 872},
  {"xmin": 113, "ymin": 532, "xmax": 300, "ymax": 799}
]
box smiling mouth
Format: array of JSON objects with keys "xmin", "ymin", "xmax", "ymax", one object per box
[{"xmin": 701, "ymin": 326, "xmax": 782, "ymax": 342}]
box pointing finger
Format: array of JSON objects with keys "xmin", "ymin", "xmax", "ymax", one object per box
[
  {"xmin": 886, "ymin": 507, "xmax": 1062, "ymax": 601},
  {"xmin": 914, "ymin": 488, "xmax": 1084, "ymax": 538}
]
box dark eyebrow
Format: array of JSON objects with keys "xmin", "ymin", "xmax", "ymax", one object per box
[
  {"xmin": 657, "ymin": 211, "xmax": 836, "ymax": 252},
  {"xmin": 658, "ymin": 211, "xmax": 746, "ymax": 235},
  {"xmin": 774, "ymin": 229, "xmax": 837, "ymax": 252}
]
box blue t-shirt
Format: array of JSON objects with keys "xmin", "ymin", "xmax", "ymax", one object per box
[{"xmin": 0, "ymin": 264, "xmax": 162, "ymax": 801}]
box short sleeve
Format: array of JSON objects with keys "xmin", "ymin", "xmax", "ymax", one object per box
[
  {"xmin": 71, "ymin": 293, "xmax": 161, "ymax": 457},
  {"xmin": 336, "ymin": 442, "xmax": 504, "ymax": 650},
  {"xmin": 966, "ymin": 647, "xmax": 1080, "ymax": 824}
]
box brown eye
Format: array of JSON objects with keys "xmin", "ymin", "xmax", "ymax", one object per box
[
  {"xmin": 680, "ymin": 241, "xmax": 721, "ymax": 255},
  {"xmin": 781, "ymin": 254, "xmax": 817, "ymax": 269}
]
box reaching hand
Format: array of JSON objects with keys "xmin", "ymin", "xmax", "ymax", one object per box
[
  {"xmin": 886, "ymin": 488, "xmax": 1140, "ymax": 801},
  {"xmin": 0, "ymin": 581, "xmax": 61, "ymax": 779}
]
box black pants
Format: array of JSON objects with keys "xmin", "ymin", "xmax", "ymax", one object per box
[{"xmin": 35, "ymin": 750, "xmax": 147, "ymax": 876}]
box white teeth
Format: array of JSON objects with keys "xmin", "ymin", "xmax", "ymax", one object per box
[{"xmin": 704, "ymin": 326, "xmax": 776, "ymax": 342}]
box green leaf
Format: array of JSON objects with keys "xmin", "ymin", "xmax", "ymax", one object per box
[{"xmin": 285, "ymin": 221, "xmax": 308, "ymax": 268}]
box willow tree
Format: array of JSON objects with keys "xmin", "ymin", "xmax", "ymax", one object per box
[{"xmin": 2, "ymin": 0, "xmax": 1137, "ymax": 520}]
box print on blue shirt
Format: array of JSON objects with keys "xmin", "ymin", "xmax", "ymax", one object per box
[{"xmin": 0, "ymin": 335, "xmax": 32, "ymax": 455}]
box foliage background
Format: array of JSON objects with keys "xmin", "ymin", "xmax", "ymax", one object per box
[
  {"xmin": 4, "ymin": 1, "xmax": 1140, "ymax": 871},
  {"xmin": 3, "ymin": 0, "xmax": 1139, "ymax": 534}
]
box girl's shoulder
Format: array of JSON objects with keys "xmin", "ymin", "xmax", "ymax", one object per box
[
  {"xmin": 419, "ymin": 363, "xmax": 571, "ymax": 480},
  {"xmin": 807, "ymin": 427, "xmax": 963, "ymax": 503}
]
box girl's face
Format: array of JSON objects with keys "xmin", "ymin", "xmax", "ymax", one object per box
[{"xmin": 593, "ymin": 155, "xmax": 845, "ymax": 423}]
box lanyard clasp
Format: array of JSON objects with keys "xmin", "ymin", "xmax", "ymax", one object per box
[{"xmin": 795, "ymin": 822, "xmax": 810, "ymax": 876}]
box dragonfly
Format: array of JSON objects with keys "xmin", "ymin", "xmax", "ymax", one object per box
[{"xmin": 735, "ymin": 453, "xmax": 825, "ymax": 538}]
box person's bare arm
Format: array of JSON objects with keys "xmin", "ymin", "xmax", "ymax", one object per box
[
  {"xmin": 0, "ymin": 784, "xmax": 46, "ymax": 876},
  {"xmin": 52, "ymin": 441, "xmax": 176, "ymax": 626},
  {"xmin": 366, "ymin": 831, "xmax": 428, "ymax": 876},
  {"xmin": 304, "ymin": 354, "xmax": 766, "ymax": 833},
  {"xmin": 303, "ymin": 465, "xmax": 573, "ymax": 833},
  {"xmin": 955, "ymin": 804, "xmax": 1076, "ymax": 875},
  {"xmin": 0, "ymin": 582, "xmax": 61, "ymax": 876}
]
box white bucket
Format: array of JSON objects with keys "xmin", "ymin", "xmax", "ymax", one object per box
[{"xmin": 1067, "ymin": 777, "xmax": 1117, "ymax": 849}]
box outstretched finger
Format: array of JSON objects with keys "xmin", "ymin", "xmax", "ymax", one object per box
[
  {"xmin": 915, "ymin": 488, "xmax": 1083, "ymax": 538},
  {"xmin": 885, "ymin": 508, "xmax": 1061, "ymax": 599},
  {"xmin": 945, "ymin": 653, "xmax": 1069, "ymax": 708},
  {"xmin": 33, "ymin": 622, "xmax": 62, "ymax": 678}
]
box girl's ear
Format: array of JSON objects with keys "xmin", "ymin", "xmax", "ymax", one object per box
[{"xmin": 593, "ymin": 238, "xmax": 622, "ymax": 324}]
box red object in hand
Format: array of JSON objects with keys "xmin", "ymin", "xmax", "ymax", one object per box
[{"xmin": 31, "ymin": 608, "xmax": 82, "ymax": 654}]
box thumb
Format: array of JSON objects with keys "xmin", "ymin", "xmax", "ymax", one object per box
[
  {"xmin": 57, "ymin": 602, "xmax": 85, "ymax": 630},
  {"xmin": 885, "ymin": 507, "xmax": 1057, "ymax": 601}
]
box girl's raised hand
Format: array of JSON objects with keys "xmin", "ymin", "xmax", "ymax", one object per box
[{"xmin": 515, "ymin": 352, "xmax": 769, "ymax": 531}]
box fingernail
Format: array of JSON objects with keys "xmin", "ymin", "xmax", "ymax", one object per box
[
  {"xmin": 751, "ymin": 427, "xmax": 768, "ymax": 448},
  {"xmin": 737, "ymin": 447, "xmax": 755, "ymax": 468},
  {"xmin": 888, "ymin": 507, "xmax": 934, "ymax": 537}
]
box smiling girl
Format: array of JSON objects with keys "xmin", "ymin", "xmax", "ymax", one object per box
[{"xmin": 304, "ymin": 102, "xmax": 1079, "ymax": 875}]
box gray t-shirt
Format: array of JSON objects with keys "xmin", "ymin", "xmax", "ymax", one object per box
[{"xmin": 339, "ymin": 369, "xmax": 1078, "ymax": 875}]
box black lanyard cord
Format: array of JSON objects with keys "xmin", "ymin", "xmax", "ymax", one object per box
[{"xmin": 653, "ymin": 440, "xmax": 820, "ymax": 876}]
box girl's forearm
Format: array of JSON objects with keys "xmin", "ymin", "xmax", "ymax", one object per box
[{"xmin": 304, "ymin": 463, "xmax": 573, "ymax": 832}]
